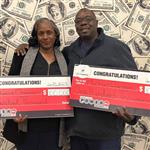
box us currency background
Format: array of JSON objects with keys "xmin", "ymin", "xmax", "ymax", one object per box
[{"xmin": 0, "ymin": 0, "xmax": 150, "ymax": 149}]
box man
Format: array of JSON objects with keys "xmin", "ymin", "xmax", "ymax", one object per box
[
  {"xmin": 0, "ymin": 17, "xmax": 16, "ymax": 39},
  {"xmin": 15, "ymin": 8, "xmax": 138, "ymax": 150},
  {"xmin": 63, "ymin": 8, "xmax": 138, "ymax": 150}
]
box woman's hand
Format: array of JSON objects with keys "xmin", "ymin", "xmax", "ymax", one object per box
[{"xmin": 13, "ymin": 114, "xmax": 27, "ymax": 123}]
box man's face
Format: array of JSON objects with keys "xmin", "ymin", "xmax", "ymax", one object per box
[
  {"xmin": 50, "ymin": 3, "xmax": 62, "ymax": 21},
  {"xmin": 37, "ymin": 20, "xmax": 56, "ymax": 50},
  {"xmin": 2, "ymin": 19, "xmax": 15, "ymax": 36},
  {"xmin": 75, "ymin": 9, "xmax": 98, "ymax": 39}
]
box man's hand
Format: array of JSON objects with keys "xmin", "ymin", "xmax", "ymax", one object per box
[
  {"xmin": 15, "ymin": 43, "xmax": 29, "ymax": 56},
  {"xmin": 113, "ymin": 107, "xmax": 134, "ymax": 123}
]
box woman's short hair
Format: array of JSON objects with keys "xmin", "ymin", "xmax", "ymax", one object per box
[{"xmin": 28, "ymin": 18, "xmax": 60, "ymax": 48}]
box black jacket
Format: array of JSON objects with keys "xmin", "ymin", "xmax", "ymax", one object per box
[{"xmin": 63, "ymin": 28, "xmax": 138, "ymax": 140}]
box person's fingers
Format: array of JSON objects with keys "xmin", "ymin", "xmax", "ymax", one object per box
[
  {"xmin": 16, "ymin": 49, "xmax": 26, "ymax": 56},
  {"xmin": 13, "ymin": 114, "xmax": 27, "ymax": 123},
  {"xmin": 15, "ymin": 44, "xmax": 28, "ymax": 56},
  {"xmin": 20, "ymin": 49, "xmax": 27, "ymax": 56},
  {"xmin": 113, "ymin": 107, "xmax": 134, "ymax": 122},
  {"xmin": 122, "ymin": 108, "xmax": 134, "ymax": 122}
]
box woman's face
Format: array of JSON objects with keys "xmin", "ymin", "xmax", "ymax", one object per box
[{"xmin": 37, "ymin": 20, "xmax": 56, "ymax": 50}]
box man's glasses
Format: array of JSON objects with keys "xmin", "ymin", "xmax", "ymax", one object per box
[{"xmin": 74, "ymin": 16, "xmax": 94, "ymax": 24}]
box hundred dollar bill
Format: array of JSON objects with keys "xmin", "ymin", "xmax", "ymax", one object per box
[
  {"xmin": 4, "ymin": 141, "xmax": 16, "ymax": 150},
  {"xmin": 123, "ymin": 134, "xmax": 149, "ymax": 150},
  {"xmin": 98, "ymin": 18, "xmax": 121, "ymax": 39},
  {"xmin": 127, "ymin": 35, "xmax": 150, "ymax": 57},
  {"xmin": 24, "ymin": 2, "xmax": 53, "ymax": 34},
  {"xmin": 125, "ymin": 2, "xmax": 150, "ymax": 35},
  {"xmin": 120, "ymin": 24, "xmax": 136, "ymax": 43},
  {"xmin": 57, "ymin": 0, "xmax": 82, "ymax": 20},
  {"xmin": 2, "ymin": 65, "xmax": 11, "ymax": 76},
  {"xmin": 147, "ymin": 28, "xmax": 150, "ymax": 39},
  {"xmin": 1, "ymin": 46, "xmax": 14, "ymax": 76},
  {"xmin": 0, "ymin": 42, "xmax": 7, "ymax": 74},
  {"xmin": 56, "ymin": 22, "xmax": 64, "ymax": 50},
  {"xmin": 24, "ymin": 20, "xmax": 34, "ymax": 35},
  {"xmin": 0, "ymin": 119, "xmax": 3, "ymax": 131},
  {"xmin": 24, "ymin": 0, "xmax": 82, "ymax": 34},
  {"xmin": 0, "ymin": 137, "xmax": 6, "ymax": 148},
  {"xmin": 0, "ymin": 12, "xmax": 29, "ymax": 48},
  {"xmin": 134, "ymin": 57, "xmax": 149, "ymax": 70},
  {"xmin": 0, "ymin": 42, "xmax": 7, "ymax": 61},
  {"xmin": 122, "ymin": 0, "xmax": 136, "ymax": 9},
  {"xmin": 39, "ymin": 0, "xmax": 50, "ymax": 3},
  {"xmin": 3, "ymin": 46, "xmax": 14, "ymax": 67},
  {"xmin": 103, "ymin": 0, "xmax": 130, "ymax": 27},
  {"xmin": 144, "ymin": 63, "xmax": 150, "ymax": 71},
  {"xmin": 125, "ymin": 116, "xmax": 150, "ymax": 135},
  {"xmin": 95, "ymin": 11, "xmax": 121, "ymax": 39},
  {"xmin": 39, "ymin": 0, "xmax": 81, "ymax": 22},
  {"xmin": 1, "ymin": 0, "xmax": 39, "ymax": 21},
  {"xmin": 121, "ymin": 144, "xmax": 134, "ymax": 150},
  {"xmin": 62, "ymin": 18, "xmax": 78, "ymax": 46},
  {"xmin": 0, "ymin": 61, "xmax": 1, "ymax": 76},
  {"xmin": 147, "ymin": 140, "xmax": 150, "ymax": 150},
  {"xmin": 81, "ymin": 0, "xmax": 115, "ymax": 11},
  {"xmin": 94, "ymin": 11, "xmax": 105, "ymax": 20},
  {"xmin": 147, "ymin": 57, "xmax": 150, "ymax": 65}
]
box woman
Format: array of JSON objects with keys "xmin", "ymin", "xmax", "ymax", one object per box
[{"xmin": 3, "ymin": 18, "xmax": 68, "ymax": 150}]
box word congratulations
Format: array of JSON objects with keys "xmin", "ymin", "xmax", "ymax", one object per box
[
  {"xmin": 93, "ymin": 71, "xmax": 138, "ymax": 80},
  {"xmin": 0, "ymin": 80, "xmax": 41, "ymax": 86}
]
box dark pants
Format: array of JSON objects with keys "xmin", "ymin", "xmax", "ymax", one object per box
[
  {"xmin": 16, "ymin": 131, "xmax": 59, "ymax": 150},
  {"xmin": 70, "ymin": 136, "xmax": 121, "ymax": 150}
]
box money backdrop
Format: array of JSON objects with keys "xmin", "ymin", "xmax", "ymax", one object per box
[{"xmin": 0, "ymin": 0, "xmax": 150, "ymax": 150}]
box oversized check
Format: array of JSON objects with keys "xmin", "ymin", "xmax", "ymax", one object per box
[
  {"xmin": 0, "ymin": 76, "xmax": 73, "ymax": 118},
  {"xmin": 70, "ymin": 65, "xmax": 150, "ymax": 116}
]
